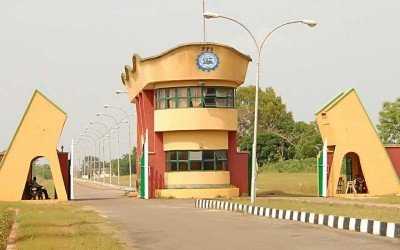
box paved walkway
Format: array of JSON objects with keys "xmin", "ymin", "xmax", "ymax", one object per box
[{"xmin": 74, "ymin": 181, "xmax": 399, "ymax": 250}]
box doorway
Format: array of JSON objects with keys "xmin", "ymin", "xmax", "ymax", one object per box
[
  {"xmin": 22, "ymin": 157, "xmax": 57, "ymax": 200},
  {"xmin": 337, "ymin": 152, "xmax": 368, "ymax": 194}
]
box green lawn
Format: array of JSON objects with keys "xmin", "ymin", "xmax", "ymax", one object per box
[
  {"xmin": 2, "ymin": 202, "xmax": 124, "ymax": 249},
  {"xmin": 223, "ymin": 172, "xmax": 400, "ymax": 223},
  {"xmin": 110, "ymin": 174, "xmax": 137, "ymax": 188},
  {"xmin": 256, "ymin": 172, "xmax": 318, "ymax": 197},
  {"xmin": 226, "ymin": 197, "xmax": 400, "ymax": 223}
]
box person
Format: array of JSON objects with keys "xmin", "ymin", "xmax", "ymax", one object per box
[{"xmin": 31, "ymin": 176, "xmax": 51, "ymax": 199}]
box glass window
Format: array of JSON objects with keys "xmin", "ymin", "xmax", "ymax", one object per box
[
  {"xmin": 156, "ymin": 87, "xmax": 235, "ymax": 110},
  {"xmin": 190, "ymin": 87, "xmax": 202, "ymax": 107},
  {"xmin": 203, "ymin": 151, "xmax": 214, "ymax": 160},
  {"xmin": 190, "ymin": 161, "xmax": 201, "ymax": 171},
  {"xmin": 167, "ymin": 89, "xmax": 176, "ymax": 108},
  {"xmin": 179, "ymin": 162, "xmax": 189, "ymax": 171},
  {"xmin": 166, "ymin": 150, "xmax": 228, "ymax": 172},
  {"xmin": 215, "ymin": 151, "xmax": 227, "ymax": 160},
  {"xmin": 177, "ymin": 88, "xmax": 188, "ymax": 108},
  {"xmin": 189, "ymin": 151, "xmax": 202, "ymax": 161},
  {"xmin": 169, "ymin": 162, "xmax": 177, "ymax": 172},
  {"xmin": 168, "ymin": 151, "xmax": 177, "ymax": 160},
  {"xmin": 178, "ymin": 151, "xmax": 188, "ymax": 160},
  {"xmin": 204, "ymin": 161, "xmax": 214, "ymax": 170},
  {"xmin": 216, "ymin": 161, "xmax": 227, "ymax": 171}
]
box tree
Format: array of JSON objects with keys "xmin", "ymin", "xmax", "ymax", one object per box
[
  {"xmin": 378, "ymin": 97, "xmax": 400, "ymax": 144},
  {"xmin": 111, "ymin": 147, "xmax": 137, "ymax": 175},
  {"xmin": 236, "ymin": 86, "xmax": 322, "ymax": 164}
]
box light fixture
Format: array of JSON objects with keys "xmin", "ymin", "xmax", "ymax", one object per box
[
  {"xmin": 203, "ymin": 11, "xmax": 220, "ymax": 19},
  {"xmin": 115, "ymin": 89, "xmax": 127, "ymax": 94},
  {"xmin": 301, "ymin": 20, "xmax": 317, "ymax": 27}
]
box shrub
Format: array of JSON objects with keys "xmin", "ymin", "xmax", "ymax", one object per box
[
  {"xmin": 0, "ymin": 204, "xmax": 14, "ymax": 249},
  {"xmin": 259, "ymin": 157, "xmax": 317, "ymax": 173}
]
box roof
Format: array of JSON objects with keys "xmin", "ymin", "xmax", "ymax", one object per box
[
  {"xmin": 315, "ymin": 88, "xmax": 354, "ymax": 115},
  {"xmin": 138, "ymin": 42, "xmax": 252, "ymax": 62}
]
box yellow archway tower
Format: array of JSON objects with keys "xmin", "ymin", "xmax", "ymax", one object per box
[
  {"xmin": 0, "ymin": 90, "xmax": 68, "ymax": 201},
  {"xmin": 316, "ymin": 88, "xmax": 400, "ymax": 196}
]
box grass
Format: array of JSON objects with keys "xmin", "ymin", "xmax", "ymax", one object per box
[
  {"xmin": 226, "ymin": 197, "xmax": 400, "ymax": 223},
  {"xmin": 36, "ymin": 177, "xmax": 55, "ymax": 198},
  {"xmin": 109, "ymin": 174, "xmax": 137, "ymax": 188},
  {"xmin": 256, "ymin": 172, "xmax": 318, "ymax": 197},
  {"xmin": 2, "ymin": 202, "xmax": 124, "ymax": 250},
  {"xmin": 222, "ymin": 172, "xmax": 400, "ymax": 223},
  {"xmin": 0, "ymin": 204, "xmax": 14, "ymax": 249}
]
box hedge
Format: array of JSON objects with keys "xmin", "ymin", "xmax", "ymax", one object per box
[{"xmin": 259, "ymin": 158, "xmax": 317, "ymax": 173}]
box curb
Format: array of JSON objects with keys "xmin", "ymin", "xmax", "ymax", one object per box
[
  {"xmin": 195, "ymin": 199, "xmax": 400, "ymax": 238},
  {"xmin": 77, "ymin": 179, "xmax": 134, "ymax": 192}
]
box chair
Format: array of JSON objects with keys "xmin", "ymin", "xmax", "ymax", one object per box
[
  {"xmin": 345, "ymin": 180, "xmax": 357, "ymax": 194},
  {"xmin": 336, "ymin": 177, "xmax": 344, "ymax": 194}
]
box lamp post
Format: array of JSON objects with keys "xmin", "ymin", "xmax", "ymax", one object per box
[
  {"xmin": 81, "ymin": 139, "xmax": 93, "ymax": 179},
  {"xmin": 104, "ymin": 104, "xmax": 134, "ymax": 188},
  {"xmin": 204, "ymin": 11, "xmax": 317, "ymax": 204},
  {"xmin": 87, "ymin": 127, "xmax": 106, "ymax": 183},
  {"xmin": 85, "ymin": 129, "xmax": 102, "ymax": 181},
  {"xmin": 81, "ymin": 133, "xmax": 96, "ymax": 180},
  {"xmin": 97, "ymin": 112, "xmax": 121, "ymax": 186},
  {"xmin": 90, "ymin": 121, "xmax": 113, "ymax": 184}
]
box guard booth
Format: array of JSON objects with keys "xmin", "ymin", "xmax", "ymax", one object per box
[
  {"xmin": 315, "ymin": 88, "xmax": 400, "ymax": 197},
  {"xmin": 0, "ymin": 90, "xmax": 70, "ymax": 201},
  {"xmin": 120, "ymin": 42, "xmax": 252, "ymax": 199}
]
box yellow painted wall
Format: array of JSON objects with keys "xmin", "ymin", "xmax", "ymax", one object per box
[
  {"xmin": 155, "ymin": 108, "xmax": 237, "ymax": 132},
  {"xmin": 153, "ymin": 80, "xmax": 238, "ymax": 89},
  {"xmin": 163, "ymin": 131, "xmax": 228, "ymax": 151},
  {"xmin": 316, "ymin": 89, "xmax": 400, "ymax": 196},
  {"xmin": 155, "ymin": 187, "xmax": 239, "ymax": 199},
  {"xmin": 121, "ymin": 43, "xmax": 251, "ymax": 102},
  {"xmin": 0, "ymin": 90, "xmax": 68, "ymax": 201},
  {"xmin": 164, "ymin": 171, "xmax": 230, "ymax": 188}
]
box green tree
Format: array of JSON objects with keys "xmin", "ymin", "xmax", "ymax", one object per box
[
  {"xmin": 111, "ymin": 147, "xmax": 137, "ymax": 175},
  {"xmin": 377, "ymin": 97, "xmax": 400, "ymax": 144},
  {"xmin": 236, "ymin": 86, "xmax": 322, "ymax": 163}
]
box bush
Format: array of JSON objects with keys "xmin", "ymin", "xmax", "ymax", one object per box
[
  {"xmin": 0, "ymin": 204, "xmax": 14, "ymax": 249},
  {"xmin": 259, "ymin": 157, "xmax": 317, "ymax": 173}
]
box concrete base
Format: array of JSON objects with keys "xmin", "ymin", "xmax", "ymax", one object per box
[{"xmin": 155, "ymin": 187, "xmax": 239, "ymax": 199}]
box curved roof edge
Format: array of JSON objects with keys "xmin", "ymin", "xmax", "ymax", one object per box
[{"xmin": 138, "ymin": 42, "xmax": 252, "ymax": 62}]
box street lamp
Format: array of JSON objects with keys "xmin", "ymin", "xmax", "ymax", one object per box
[
  {"xmin": 90, "ymin": 121, "xmax": 113, "ymax": 184},
  {"xmin": 81, "ymin": 133, "xmax": 97, "ymax": 180},
  {"xmin": 115, "ymin": 89, "xmax": 128, "ymax": 94},
  {"xmin": 97, "ymin": 112, "xmax": 121, "ymax": 186},
  {"xmin": 204, "ymin": 11, "xmax": 317, "ymax": 204},
  {"xmin": 104, "ymin": 104, "xmax": 134, "ymax": 188},
  {"xmin": 86, "ymin": 127, "xmax": 107, "ymax": 183}
]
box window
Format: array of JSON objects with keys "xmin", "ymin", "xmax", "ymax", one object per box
[
  {"xmin": 156, "ymin": 87, "xmax": 235, "ymax": 109},
  {"xmin": 166, "ymin": 150, "xmax": 228, "ymax": 171}
]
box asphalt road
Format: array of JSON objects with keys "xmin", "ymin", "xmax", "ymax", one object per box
[{"xmin": 74, "ymin": 181, "xmax": 399, "ymax": 250}]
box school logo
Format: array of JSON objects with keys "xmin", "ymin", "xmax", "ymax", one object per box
[{"xmin": 196, "ymin": 51, "xmax": 220, "ymax": 72}]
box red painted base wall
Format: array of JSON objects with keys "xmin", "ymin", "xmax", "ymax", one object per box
[
  {"xmin": 58, "ymin": 152, "xmax": 70, "ymax": 199},
  {"xmin": 386, "ymin": 147, "xmax": 400, "ymax": 177},
  {"xmin": 228, "ymin": 131, "xmax": 249, "ymax": 195}
]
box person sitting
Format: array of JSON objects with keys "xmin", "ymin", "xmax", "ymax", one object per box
[{"xmin": 31, "ymin": 176, "xmax": 51, "ymax": 199}]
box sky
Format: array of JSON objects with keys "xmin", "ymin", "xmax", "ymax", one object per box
[{"xmin": 1, "ymin": 0, "xmax": 400, "ymax": 156}]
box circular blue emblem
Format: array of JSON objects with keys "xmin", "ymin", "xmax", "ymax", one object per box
[{"xmin": 196, "ymin": 51, "xmax": 220, "ymax": 72}]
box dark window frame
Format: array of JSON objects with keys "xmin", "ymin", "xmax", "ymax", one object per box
[
  {"xmin": 166, "ymin": 150, "xmax": 228, "ymax": 172},
  {"xmin": 156, "ymin": 87, "xmax": 235, "ymax": 109}
]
